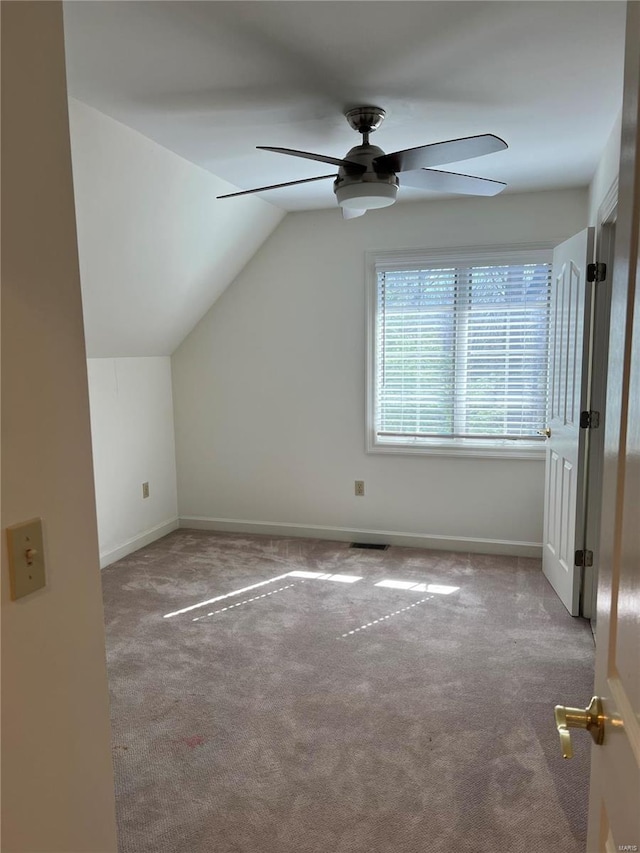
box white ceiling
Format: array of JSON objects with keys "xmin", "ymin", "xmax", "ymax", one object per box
[{"xmin": 63, "ymin": 1, "xmax": 625, "ymax": 212}]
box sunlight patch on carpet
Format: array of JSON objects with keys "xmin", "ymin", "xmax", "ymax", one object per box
[
  {"xmin": 375, "ymin": 579, "xmax": 459, "ymax": 594},
  {"xmin": 339, "ymin": 596, "xmax": 434, "ymax": 638}
]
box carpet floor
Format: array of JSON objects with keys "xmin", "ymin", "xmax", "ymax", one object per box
[{"xmin": 101, "ymin": 530, "xmax": 594, "ymax": 853}]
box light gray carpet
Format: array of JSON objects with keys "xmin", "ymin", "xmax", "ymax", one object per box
[{"xmin": 101, "ymin": 530, "xmax": 594, "ymax": 853}]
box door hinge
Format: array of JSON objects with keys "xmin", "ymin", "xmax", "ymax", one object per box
[
  {"xmin": 575, "ymin": 549, "xmax": 594, "ymax": 568},
  {"xmin": 587, "ymin": 262, "xmax": 607, "ymax": 283},
  {"xmin": 580, "ymin": 410, "xmax": 600, "ymax": 429}
]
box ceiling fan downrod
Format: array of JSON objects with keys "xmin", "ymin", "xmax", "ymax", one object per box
[{"xmin": 344, "ymin": 105, "xmax": 386, "ymax": 146}]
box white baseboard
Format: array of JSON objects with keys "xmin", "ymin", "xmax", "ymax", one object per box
[
  {"xmin": 100, "ymin": 517, "xmax": 179, "ymax": 568},
  {"xmin": 178, "ymin": 516, "xmax": 542, "ymax": 559}
]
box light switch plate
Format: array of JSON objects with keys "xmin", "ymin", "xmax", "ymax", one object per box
[{"xmin": 6, "ymin": 518, "xmax": 46, "ymax": 600}]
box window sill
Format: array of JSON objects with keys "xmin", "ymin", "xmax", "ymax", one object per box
[{"xmin": 368, "ymin": 437, "xmax": 546, "ymax": 460}]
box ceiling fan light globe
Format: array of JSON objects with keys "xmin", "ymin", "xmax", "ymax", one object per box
[{"xmin": 335, "ymin": 183, "xmax": 397, "ymax": 210}]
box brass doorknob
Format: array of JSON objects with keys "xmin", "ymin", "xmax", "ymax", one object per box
[
  {"xmin": 537, "ymin": 427, "xmax": 551, "ymax": 438},
  {"xmin": 554, "ymin": 696, "xmax": 605, "ymax": 759}
]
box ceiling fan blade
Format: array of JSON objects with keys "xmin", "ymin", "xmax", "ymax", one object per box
[
  {"xmin": 342, "ymin": 207, "xmax": 367, "ymax": 220},
  {"xmin": 258, "ymin": 146, "xmax": 366, "ymax": 173},
  {"xmin": 217, "ymin": 173, "xmax": 335, "ymax": 199},
  {"xmin": 374, "ymin": 134, "xmax": 507, "ymax": 173},
  {"xmin": 400, "ymin": 168, "xmax": 506, "ymax": 197}
]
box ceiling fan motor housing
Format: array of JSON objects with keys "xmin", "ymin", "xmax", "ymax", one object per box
[{"xmin": 333, "ymin": 144, "xmax": 399, "ymax": 209}]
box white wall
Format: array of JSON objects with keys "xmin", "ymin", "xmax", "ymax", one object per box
[
  {"xmin": 87, "ymin": 357, "xmax": 178, "ymax": 567},
  {"xmin": 68, "ymin": 99, "xmax": 280, "ymax": 564},
  {"xmin": 1, "ymin": 3, "xmax": 117, "ymax": 850},
  {"xmin": 68, "ymin": 98, "xmax": 285, "ymax": 357},
  {"xmin": 589, "ymin": 111, "xmax": 622, "ymax": 223},
  {"xmin": 172, "ymin": 189, "xmax": 588, "ymax": 555}
]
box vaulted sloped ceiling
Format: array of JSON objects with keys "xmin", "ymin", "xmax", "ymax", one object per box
[
  {"xmin": 63, "ymin": 1, "xmax": 625, "ymax": 356},
  {"xmin": 68, "ymin": 99, "xmax": 284, "ymax": 357}
]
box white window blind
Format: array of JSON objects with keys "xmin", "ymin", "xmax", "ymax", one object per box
[{"xmin": 375, "ymin": 261, "xmax": 552, "ymax": 445}]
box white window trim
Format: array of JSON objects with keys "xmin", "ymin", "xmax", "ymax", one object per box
[{"xmin": 365, "ymin": 242, "xmax": 557, "ymax": 460}]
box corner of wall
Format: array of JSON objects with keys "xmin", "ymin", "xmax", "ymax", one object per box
[
  {"xmin": 87, "ymin": 356, "xmax": 179, "ymax": 565},
  {"xmin": 588, "ymin": 111, "xmax": 622, "ymax": 224}
]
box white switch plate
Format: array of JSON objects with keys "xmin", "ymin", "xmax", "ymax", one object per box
[{"xmin": 6, "ymin": 518, "xmax": 46, "ymax": 600}]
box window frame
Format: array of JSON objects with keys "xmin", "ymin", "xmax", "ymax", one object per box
[{"xmin": 365, "ymin": 243, "xmax": 556, "ymax": 460}]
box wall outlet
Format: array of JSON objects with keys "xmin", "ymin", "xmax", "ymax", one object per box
[
  {"xmin": 142, "ymin": 482, "xmax": 150, "ymax": 499},
  {"xmin": 355, "ymin": 480, "xmax": 365, "ymax": 496}
]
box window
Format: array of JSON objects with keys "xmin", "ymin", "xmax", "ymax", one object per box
[{"xmin": 366, "ymin": 247, "xmax": 553, "ymax": 458}]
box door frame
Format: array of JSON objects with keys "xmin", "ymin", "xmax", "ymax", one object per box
[
  {"xmin": 581, "ymin": 179, "xmax": 618, "ymax": 622},
  {"xmin": 586, "ymin": 1, "xmax": 640, "ymax": 845}
]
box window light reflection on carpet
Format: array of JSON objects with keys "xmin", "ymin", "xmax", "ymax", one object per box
[
  {"xmin": 164, "ymin": 572, "xmax": 459, "ymax": 620},
  {"xmin": 375, "ymin": 580, "xmax": 459, "ymax": 594},
  {"xmin": 192, "ymin": 582, "xmax": 297, "ymax": 622},
  {"xmin": 425, "ymin": 584, "xmax": 459, "ymax": 595},
  {"xmin": 374, "ymin": 579, "xmax": 416, "ymax": 590},
  {"xmin": 163, "ymin": 573, "xmax": 292, "ymax": 618},
  {"xmin": 288, "ymin": 571, "xmax": 362, "ymax": 583},
  {"xmin": 339, "ymin": 596, "xmax": 434, "ymax": 639}
]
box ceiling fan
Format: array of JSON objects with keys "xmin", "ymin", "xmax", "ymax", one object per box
[{"xmin": 217, "ymin": 106, "xmax": 508, "ymax": 219}]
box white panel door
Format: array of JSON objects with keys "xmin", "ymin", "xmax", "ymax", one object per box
[
  {"xmin": 542, "ymin": 228, "xmax": 594, "ymax": 615},
  {"xmin": 587, "ymin": 3, "xmax": 640, "ymax": 845}
]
